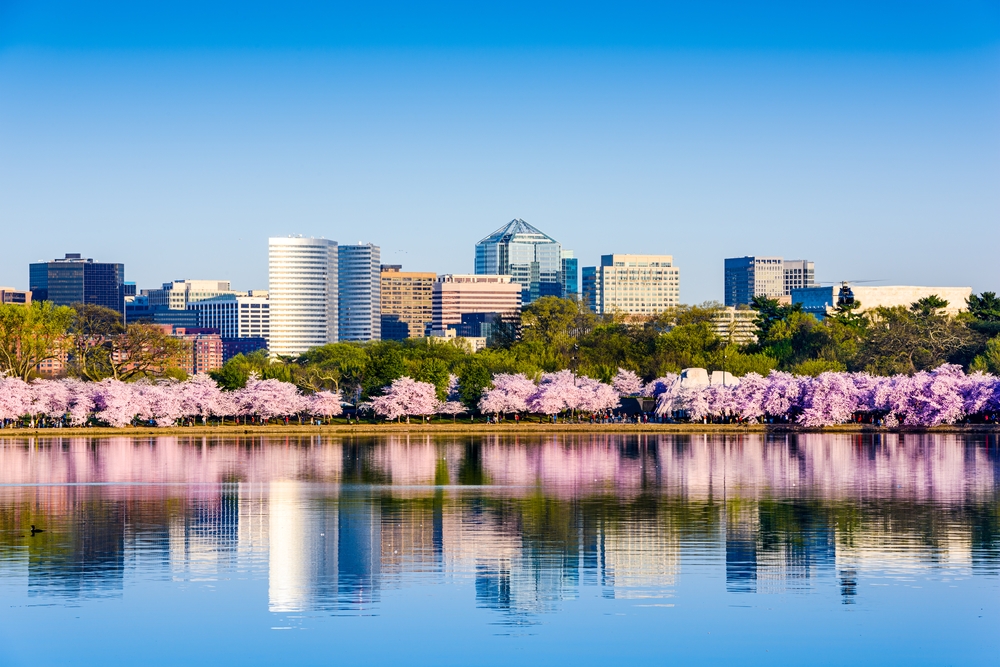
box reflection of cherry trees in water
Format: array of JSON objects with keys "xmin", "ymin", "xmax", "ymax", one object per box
[{"xmin": 0, "ymin": 434, "xmax": 997, "ymax": 613}]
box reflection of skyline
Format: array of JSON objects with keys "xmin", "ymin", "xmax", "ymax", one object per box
[{"xmin": 0, "ymin": 434, "xmax": 996, "ymax": 615}]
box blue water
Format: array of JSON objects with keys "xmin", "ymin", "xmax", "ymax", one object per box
[{"xmin": 0, "ymin": 433, "xmax": 996, "ymax": 666}]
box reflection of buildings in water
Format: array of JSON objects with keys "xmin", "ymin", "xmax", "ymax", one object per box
[
  {"xmin": 0, "ymin": 433, "xmax": 998, "ymax": 612},
  {"xmin": 598, "ymin": 523, "xmax": 679, "ymax": 599},
  {"xmin": 267, "ymin": 481, "xmax": 380, "ymax": 613},
  {"xmin": 169, "ymin": 487, "xmax": 241, "ymax": 577},
  {"xmin": 24, "ymin": 488, "xmax": 127, "ymax": 598},
  {"xmin": 269, "ymin": 480, "xmax": 333, "ymax": 612},
  {"xmin": 338, "ymin": 494, "xmax": 381, "ymax": 606},
  {"xmin": 380, "ymin": 501, "xmax": 439, "ymax": 574}
]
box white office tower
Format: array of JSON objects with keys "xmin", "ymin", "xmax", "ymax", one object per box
[
  {"xmin": 190, "ymin": 292, "xmax": 270, "ymax": 345},
  {"xmin": 338, "ymin": 243, "xmax": 381, "ymax": 341},
  {"xmin": 268, "ymin": 237, "xmax": 338, "ymax": 356}
]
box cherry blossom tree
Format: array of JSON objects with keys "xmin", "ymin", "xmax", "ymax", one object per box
[
  {"xmin": 797, "ymin": 372, "xmax": 859, "ymax": 427},
  {"xmin": 0, "ymin": 376, "xmax": 31, "ymax": 424},
  {"xmin": 612, "ymin": 369, "xmax": 644, "ymax": 396},
  {"xmin": 478, "ymin": 373, "xmax": 537, "ymax": 415},
  {"xmin": 576, "ymin": 376, "xmax": 621, "ymax": 413},
  {"xmin": 29, "ymin": 378, "xmax": 72, "ymax": 425},
  {"xmin": 309, "ymin": 390, "xmax": 344, "ymax": 421},
  {"xmin": 178, "ymin": 373, "xmax": 225, "ymax": 424},
  {"xmin": 236, "ymin": 375, "xmax": 310, "ymax": 422},
  {"xmin": 90, "ymin": 379, "xmax": 136, "ymax": 428},
  {"xmin": 527, "ymin": 370, "xmax": 583, "ymax": 416},
  {"xmin": 64, "ymin": 379, "xmax": 94, "ymax": 426},
  {"xmin": 761, "ymin": 371, "xmax": 804, "ymax": 420},
  {"xmin": 370, "ymin": 377, "xmax": 439, "ymax": 421},
  {"xmin": 732, "ymin": 372, "xmax": 767, "ymax": 421},
  {"xmin": 644, "ymin": 375, "xmax": 679, "ymax": 398}
]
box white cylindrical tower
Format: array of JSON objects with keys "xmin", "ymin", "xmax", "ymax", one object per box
[{"xmin": 268, "ymin": 236, "xmax": 338, "ymax": 356}]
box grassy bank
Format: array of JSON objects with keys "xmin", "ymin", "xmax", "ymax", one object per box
[{"xmin": 2, "ymin": 422, "xmax": 999, "ymax": 438}]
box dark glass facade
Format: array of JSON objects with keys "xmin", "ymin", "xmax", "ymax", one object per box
[{"xmin": 29, "ymin": 255, "xmax": 125, "ymax": 312}]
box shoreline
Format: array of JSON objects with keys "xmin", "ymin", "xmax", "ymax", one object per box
[{"xmin": 1, "ymin": 423, "xmax": 998, "ymax": 437}]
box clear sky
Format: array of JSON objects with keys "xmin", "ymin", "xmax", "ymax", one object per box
[{"xmin": 1, "ymin": 1, "xmax": 998, "ymax": 303}]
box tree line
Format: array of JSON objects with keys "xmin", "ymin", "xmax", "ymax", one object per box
[{"xmin": 1, "ymin": 292, "xmax": 999, "ymax": 413}]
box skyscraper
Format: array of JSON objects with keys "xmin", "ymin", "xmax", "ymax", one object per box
[
  {"xmin": 380, "ymin": 265, "xmax": 435, "ymax": 340},
  {"xmin": 29, "ymin": 253, "xmax": 126, "ymax": 312},
  {"xmin": 268, "ymin": 237, "xmax": 338, "ymax": 357},
  {"xmin": 723, "ymin": 256, "xmax": 815, "ymax": 306},
  {"xmin": 338, "ymin": 243, "xmax": 381, "ymax": 342},
  {"xmin": 560, "ymin": 250, "xmax": 579, "ymax": 300},
  {"xmin": 432, "ymin": 275, "xmax": 522, "ymax": 333},
  {"xmin": 782, "ymin": 260, "xmax": 816, "ymax": 295},
  {"xmin": 474, "ymin": 219, "xmax": 568, "ymax": 304},
  {"xmin": 582, "ymin": 254, "xmax": 680, "ymax": 315}
]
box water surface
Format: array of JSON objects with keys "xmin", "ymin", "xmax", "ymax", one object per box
[{"xmin": 0, "ymin": 433, "xmax": 997, "ymax": 666}]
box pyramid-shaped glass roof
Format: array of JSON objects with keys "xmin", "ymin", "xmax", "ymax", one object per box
[{"xmin": 477, "ymin": 219, "xmax": 558, "ymax": 246}]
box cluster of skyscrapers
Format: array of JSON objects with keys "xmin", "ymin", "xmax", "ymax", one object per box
[{"xmin": 9, "ymin": 220, "xmax": 974, "ymax": 368}]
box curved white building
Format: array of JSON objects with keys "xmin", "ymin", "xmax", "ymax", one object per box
[{"xmin": 268, "ymin": 237, "xmax": 338, "ymax": 356}]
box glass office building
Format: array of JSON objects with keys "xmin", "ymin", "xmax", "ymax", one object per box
[
  {"xmin": 475, "ymin": 219, "xmax": 571, "ymax": 304},
  {"xmin": 29, "ymin": 253, "xmax": 126, "ymax": 312}
]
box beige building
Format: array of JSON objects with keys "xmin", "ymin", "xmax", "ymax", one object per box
[
  {"xmin": 582, "ymin": 254, "xmax": 680, "ymax": 315},
  {"xmin": 793, "ymin": 284, "xmax": 973, "ymax": 319},
  {"xmin": 380, "ymin": 265, "xmax": 435, "ymax": 339},
  {"xmin": 713, "ymin": 306, "xmax": 758, "ymax": 344},
  {"xmin": 143, "ymin": 280, "xmax": 239, "ymax": 310},
  {"xmin": 0, "ymin": 287, "xmax": 31, "ymax": 305},
  {"xmin": 432, "ymin": 274, "xmax": 522, "ymax": 332}
]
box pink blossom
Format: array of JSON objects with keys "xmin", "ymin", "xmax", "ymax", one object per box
[
  {"xmin": 479, "ymin": 373, "xmax": 537, "ymax": 415},
  {"xmin": 309, "ymin": 390, "xmax": 344, "ymax": 418},
  {"xmin": 612, "ymin": 369, "xmax": 644, "ymax": 396},
  {"xmin": 576, "ymin": 376, "xmax": 621, "ymax": 412},
  {"xmin": 370, "ymin": 377, "xmax": 439, "ymax": 419},
  {"xmin": 0, "ymin": 376, "xmax": 31, "ymax": 422}
]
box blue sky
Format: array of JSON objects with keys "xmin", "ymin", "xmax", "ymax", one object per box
[{"xmin": 1, "ymin": 1, "xmax": 998, "ymax": 302}]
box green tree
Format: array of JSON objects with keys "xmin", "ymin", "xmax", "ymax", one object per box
[
  {"xmin": 363, "ymin": 343, "xmax": 406, "ymax": 396},
  {"xmin": 856, "ymin": 306, "xmax": 981, "ymax": 375},
  {"xmin": 910, "ymin": 295, "xmax": 949, "ymax": 317},
  {"xmin": 970, "ymin": 336, "xmax": 1000, "ymax": 374},
  {"xmin": 0, "ymin": 301, "xmax": 75, "ymax": 380},
  {"xmin": 210, "ymin": 350, "xmax": 292, "ymax": 390},
  {"xmin": 967, "ymin": 292, "xmax": 1000, "ymax": 322},
  {"xmin": 296, "ymin": 343, "xmax": 369, "ymax": 396},
  {"xmin": 456, "ymin": 358, "xmax": 493, "ymax": 409}
]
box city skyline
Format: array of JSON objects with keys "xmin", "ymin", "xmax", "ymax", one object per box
[{"xmin": 1, "ymin": 3, "xmax": 997, "ymax": 302}]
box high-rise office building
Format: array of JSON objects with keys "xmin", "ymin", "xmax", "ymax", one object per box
[
  {"xmin": 432, "ymin": 275, "xmax": 522, "ymax": 333},
  {"xmin": 189, "ymin": 292, "xmax": 270, "ymax": 345},
  {"xmin": 560, "ymin": 250, "xmax": 579, "ymax": 300},
  {"xmin": 782, "ymin": 260, "xmax": 815, "ymax": 295},
  {"xmin": 380, "ymin": 265, "xmax": 435, "ymax": 340},
  {"xmin": 582, "ymin": 254, "xmax": 680, "ymax": 315},
  {"xmin": 724, "ymin": 256, "xmax": 815, "ymax": 306},
  {"xmin": 143, "ymin": 280, "xmax": 239, "ymax": 310},
  {"xmin": 268, "ymin": 237, "xmax": 338, "ymax": 357},
  {"xmin": 338, "ymin": 243, "xmax": 381, "ymax": 342},
  {"xmin": 29, "ymin": 253, "xmax": 126, "ymax": 312},
  {"xmin": 475, "ymin": 219, "xmax": 570, "ymax": 304}
]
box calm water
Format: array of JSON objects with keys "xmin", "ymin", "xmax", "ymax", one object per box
[{"xmin": 0, "ymin": 433, "xmax": 997, "ymax": 666}]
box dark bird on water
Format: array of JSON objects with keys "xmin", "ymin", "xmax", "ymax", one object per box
[{"xmin": 30, "ymin": 525, "xmax": 44, "ymax": 535}]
